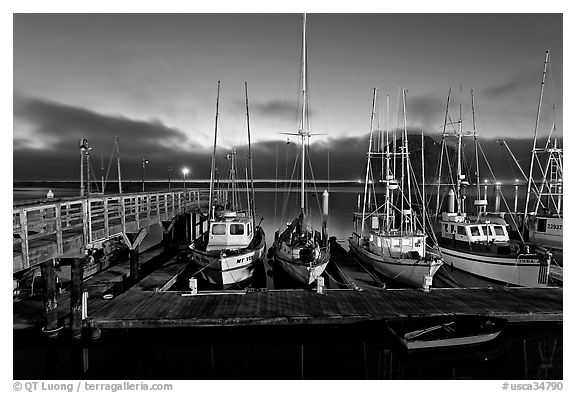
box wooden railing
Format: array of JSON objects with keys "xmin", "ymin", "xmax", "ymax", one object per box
[{"xmin": 13, "ymin": 189, "xmax": 208, "ymax": 273}]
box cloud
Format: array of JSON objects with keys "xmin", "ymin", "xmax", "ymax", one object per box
[{"xmin": 481, "ymin": 69, "xmax": 541, "ymax": 99}]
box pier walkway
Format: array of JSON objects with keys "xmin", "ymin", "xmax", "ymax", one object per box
[{"xmin": 13, "ymin": 189, "xmax": 207, "ymax": 273}]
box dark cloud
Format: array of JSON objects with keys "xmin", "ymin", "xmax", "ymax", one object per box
[
  {"xmin": 13, "ymin": 94, "xmax": 559, "ymax": 183},
  {"xmin": 481, "ymin": 69, "xmax": 541, "ymax": 99}
]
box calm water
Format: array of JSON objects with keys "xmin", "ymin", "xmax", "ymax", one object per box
[{"xmin": 12, "ymin": 183, "xmax": 562, "ymax": 380}]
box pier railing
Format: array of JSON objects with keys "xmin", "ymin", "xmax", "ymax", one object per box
[{"xmin": 13, "ymin": 189, "xmax": 208, "ymax": 273}]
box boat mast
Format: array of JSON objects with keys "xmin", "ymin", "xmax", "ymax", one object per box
[
  {"xmin": 298, "ymin": 13, "xmax": 308, "ymax": 216},
  {"xmin": 524, "ymin": 51, "xmax": 549, "ymax": 224},
  {"xmin": 208, "ymin": 81, "xmax": 221, "ymax": 219},
  {"xmin": 436, "ymin": 88, "xmax": 451, "ymax": 217},
  {"xmin": 115, "ymin": 136, "xmax": 123, "ymax": 194},
  {"xmin": 456, "ymin": 103, "xmax": 463, "ymax": 214},
  {"xmin": 245, "ymin": 81, "xmax": 256, "ymax": 221},
  {"xmin": 402, "ymin": 89, "xmax": 413, "ymax": 233},
  {"xmin": 471, "ymin": 89, "xmax": 481, "ymax": 205},
  {"xmin": 385, "ymin": 94, "xmax": 390, "ymax": 232},
  {"xmin": 361, "ymin": 88, "xmax": 377, "ymax": 234}
]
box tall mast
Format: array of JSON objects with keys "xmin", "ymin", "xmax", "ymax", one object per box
[
  {"xmin": 116, "ymin": 136, "xmax": 123, "ymax": 194},
  {"xmin": 361, "ymin": 88, "xmax": 377, "ymax": 234},
  {"xmin": 245, "ymin": 81, "xmax": 256, "ymax": 220},
  {"xmin": 208, "ymin": 81, "xmax": 221, "ymax": 219},
  {"xmin": 471, "ymin": 88, "xmax": 481, "ymax": 202},
  {"xmin": 299, "ymin": 13, "xmax": 308, "ymax": 214},
  {"xmin": 436, "ymin": 88, "xmax": 451, "ymax": 216},
  {"xmin": 402, "ymin": 89, "xmax": 412, "ymax": 233},
  {"xmin": 456, "ymin": 104, "xmax": 463, "ymax": 214},
  {"xmin": 385, "ymin": 94, "xmax": 390, "ymax": 232},
  {"xmin": 524, "ymin": 50, "xmax": 549, "ymax": 223}
]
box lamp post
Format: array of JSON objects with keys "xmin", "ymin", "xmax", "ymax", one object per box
[
  {"xmin": 182, "ymin": 167, "xmax": 189, "ymax": 190},
  {"xmin": 514, "ymin": 179, "xmax": 519, "ymax": 213},
  {"xmin": 168, "ymin": 165, "xmax": 173, "ymax": 190},
  {"xmin": 141, "ymin": 157, "xmax": 149, "ymax": 192}
]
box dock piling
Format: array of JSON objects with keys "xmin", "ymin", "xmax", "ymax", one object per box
[
  {"xmin": 40, "ymin": 259, "xmax": 59, "ymax": 338},
  {"xmin": 70, "ymin": 256, "xmax": 85, "ymax": 340}
]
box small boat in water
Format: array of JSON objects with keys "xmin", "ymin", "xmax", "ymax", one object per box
[
  {"xmin": 386, "ymin": 315, "xmax": 507, "ymax": 351},
  {"xmin": 190, "ymin": 82, "xmax": 266, "ymax": 289}
]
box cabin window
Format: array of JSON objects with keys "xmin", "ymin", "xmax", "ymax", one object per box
[
  {"xmin": 494, "ymin": 226, "xmax": 505, "ymax": 236},
  {"xmin": 470, "ymin": 226, "xmax": 481, "ymax": 236},
  {"xmin": 457, "ymin": 226, "xmax": 467, "ymax": 236},
  {"xmin": 247, "ymin": 223, "xmax": 252, "ymax": 236},
  {"xmin": 537, "ymin": 219, "xmax": 547, "ymax": 232},
  {"xmin": 230, "ymin": 224, "xmax": 245, "ymax": 235},
  {"xmin": 211, "ymin": 224, "xmax": 226, "ymax": 235},
  {"xmin": 482, "ymin": 225, "xmax": 490, "ymax": 236},
  {"xmin": 444, "ymin": 224, "xmax": 449, "ymax": 232}
]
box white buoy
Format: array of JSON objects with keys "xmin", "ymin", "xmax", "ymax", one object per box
[
  {"xmin": 495, "ymin": 183, "xmax": 502, "ymax": 213},
  {"xmin": 448, "ymin": 189, "xmax": 455, "ymax": 213},
  {"xmin": 47, "ymin": 189, "xmax": 54, "ymax": 199},
  {"xmin": 189, "ymin": 277, "xmax": 198, "ymax": 294},
  {"xmin": 322, "ymin": 190, "xmax": 329, "ymax": 242},
  {"xmin": 422, "ymin": 275, "xmax": 432, "ymax": 292},
  {"xmin": 316, "ymin": 276, "xmax": 325, "ymax": 294}
]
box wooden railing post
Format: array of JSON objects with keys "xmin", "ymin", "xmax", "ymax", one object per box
[
  {"xmin": 70, "ymin": 255, "xmax": 85, "ymax": 340},
  {"xmin": 20, "ymin": 209, "xmax": 30, "ymax": 270},
  {"xmin": 135, "ymin": 196, "xmax": 140, "ymax": 228},
  {"xmin": 104, "ymin": 198, "xmax": 110, "ymax": 237},
  {"xmin": 55, "ymin": 204, "xmax": 63, "ymax": 255},
  {"xmin": 120, "ymin": 196, "xmax": 126, "ymax": 234}
]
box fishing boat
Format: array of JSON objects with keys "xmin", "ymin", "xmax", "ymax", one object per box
[
  {"xmin": 349, "ymin": 89, "xmax": 443, "ymax": 289},
  {"xmin": 522, "ymin": 52, "xmax": 563, "ymax": 265},
  {"xmin": 190, "ymin": 82, "xmax": 266, "ymax": 289},
  {"xmin": 272, "ymin": 14, "xmax": 330, "ymax": 285},
  {"xmin": 433, "ymin": 88, "xmax": 551, "ymax": 287},
  {"xmin": 385, "ymin": 315, "xmax": 507, "ymax": 351}
]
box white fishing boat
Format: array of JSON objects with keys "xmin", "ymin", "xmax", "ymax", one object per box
[
  {"xmin": 349, "ymin": 89, "xmax": 443, "ymax": 289},
  {"xmin": 434, "ymin": 88, "xmax": 551, "ymax": 287},
  {"xmin": 272, "ymin": 14, "xmax": 330, "ymax": 285},
  {"xmin": 190, "ymin": 82, "xmax": 266, "ymax": 289}
]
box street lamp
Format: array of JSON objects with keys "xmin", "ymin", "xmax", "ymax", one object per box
[
  {"xmin": 168, "ymin": 165, "xmax": 173, "ymax": 190},
  {"xmin": 182, "ymin": 167, "xmax": 189, "ymax": 189},
  {"xmin": 141, "ymin": 157, "xmax": 149, "ymax": 192}
]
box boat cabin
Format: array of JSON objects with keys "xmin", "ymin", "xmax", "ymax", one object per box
[
  {"xmin": 206, "ymin": 211, "xmax": 254, "ymax": 251},
  {"xmin": 440, "ymin": 212, "xmax": 509, "ymax": 243}
]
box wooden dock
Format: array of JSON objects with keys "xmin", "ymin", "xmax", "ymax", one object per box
[{"xmin": 85, "ymin": 286, "xmax": 562, "ymax": 330}]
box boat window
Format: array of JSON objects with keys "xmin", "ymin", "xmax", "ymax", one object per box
[
  {"xmin": 457, "ymin": 226, "xmax": 467, "ymax": 236},
  {"xmin": 537, "ymin": 219, "xmax": 547, "ymax": 232},
  {"xmin": 470, "ymin": 226, "xmax": 481, "ymax": 236},
  {"xmin": 247, "ymin": 222, "xmax": 251, "ymax": 236},
  {"xmin": 494, "ymin": 226, "xmax": 505, "ymax": 236},
  {"xmin": 211, "ymin": 224, "xmax": 226, "ymax": 235},
  {"xmin": 230, "ymin": 224, "xmax": 245, "ymax": 235},
  {"xmin": 482, "ymin": 225, "xmax": 490, "ymax": 236},
  {"xmin": 444, "ymin": 224, "xmax": 449, "ymax": 232}
]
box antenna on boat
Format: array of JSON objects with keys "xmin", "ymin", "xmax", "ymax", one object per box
[
  {"xmin": 524, "ymin": 51, "xmax": 549, "ymax": 224},
  {"xmin": 245, "ymin": 81, "xmax": 256, "ymax": 221},
  {"xmin": 209, "ymin": 81, "xmax": 221, "ymax": 220}
]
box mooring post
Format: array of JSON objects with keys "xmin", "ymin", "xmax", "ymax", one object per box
[
  {"xmin": 192, "ymin": 212, "xmax": 197, "ymax": 241},
  {"xmin": 185, "ymin": 213, "xmax": 191, "ymax": 243},
  {"xmin": 70, "ymin": 255, "xmax": 85, "ymax": 340},
  {"xmin": 130, "ymin": 246, "xmax": 140, "ymax": 282},
  {"xmin": 40, "ymin": 259, "xmax": 59, "ymax": 338}
]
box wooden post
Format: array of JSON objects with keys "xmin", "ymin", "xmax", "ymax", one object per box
[
  {"xmin": 185, "ymin": 213, "xmax": 191, "ymax": 243},
  {"xmin": 192, "ymin": 212, "xmax": 197, "ymax": 241},
  {"xmin": 20, "ymin": 209, "xmax": 30, "ymax": 270},
  {"xmin": 40, "ymin": 259, "xmax": 59, "ymax": 338},
  {"xmin": 55, "ymin": 204, "xmax": 63, "ymax": 255},
  {"xmin": 103, "ymin": 198, "xmax": 109, "ymax": 237},
  {"xmin": 129, "ymin": 246, "xmax": 139, "ymax": 282},
  {"xmin": 70, "ymin": 255, "xmax": 84, "ymax": 340}
]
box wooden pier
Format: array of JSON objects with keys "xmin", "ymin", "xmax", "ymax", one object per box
[{"xmin": 13, "ymin": 189, "xmax": 207, "ymax": 273}]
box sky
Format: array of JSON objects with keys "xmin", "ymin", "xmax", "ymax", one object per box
[{"xmin": 12, "ymin": 12, "xmax": 563, "ymax": 181}]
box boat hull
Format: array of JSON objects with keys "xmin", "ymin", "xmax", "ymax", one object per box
[
  {"xmin": 386, "ymin": 315, "xmax": 507, "ymax": 351},
  {"xmin": 190, "ymin": 233, "xmax": 266, "ymax": 289},
  {"xmin": 439, "ymin": 245, "xmax": 550, "ymax": 287},
  {"xmin": 349, "ymin": 237, "xmax": 442, "ymax": 288},
  {"xmin": 274, "ymin": 243, "xmax": 330, "ymax": 285}
]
